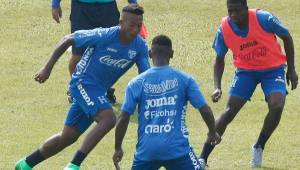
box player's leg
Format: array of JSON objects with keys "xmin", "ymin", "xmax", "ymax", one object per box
[
  {"xmin": 90, "ymin": 1, "xmax": 120, "ymax": 28},
  {"xmin": 64, "ymin": 83, "xmax": 116, "ymax": 168},
  {"xmin": 77, "ymin": 108, "xmax": 116, "ymax": 155},
  {"xmin": 199, "ymin": 70, "xmax": 258, "ymax": 164},
  {"xmin": 251, "ymin": 67, "xmax": 286, "ymax": 167},
  {"xmin": 15, "ymin": 101, "xmax": 90, "ymax": 169},
  {"xmin": 165, "ymin": 147, "xmax": 203, "ymax": 170}
]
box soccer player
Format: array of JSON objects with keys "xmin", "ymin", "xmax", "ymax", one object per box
[
  {"xmin": 51, "ymin": 0, "xmax": 141, "ymax": 103},
  {"xmin": 113, "ymin": 35, "xmax": 221, "ymax": 170},
  {"xmin": 15, "ymin": 4, "xmax": 149, "ymax": 170},
  {"xmin": 199, "ymin": 0, "xmax": 298, "ymax": 168}
]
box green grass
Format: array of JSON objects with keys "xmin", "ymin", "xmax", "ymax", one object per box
[{"xmin": 1, "ymin": 0, "xmax": 299, "ymax": 169}]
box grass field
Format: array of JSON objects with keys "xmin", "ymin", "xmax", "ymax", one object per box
[{"xmin": 0, "ymin": 0, "xmax": 299, "ymax": 169}]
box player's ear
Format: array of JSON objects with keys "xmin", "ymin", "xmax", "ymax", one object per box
[
  {"xmin": 169, "ymin": 50, "xmax": 174, "ymax": 59},
  {"xmin": 148, "ymin": 49, "xmax": 153, "ymax": 59}
]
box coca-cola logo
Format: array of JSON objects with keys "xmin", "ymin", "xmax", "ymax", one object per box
[{"xmin": 99, "ymin": 55, "xmax": 132, "ymax": 69}]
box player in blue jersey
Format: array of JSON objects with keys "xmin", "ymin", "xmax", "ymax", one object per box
[
  {"xmin": 199, "ymin": 0, "xmax": 298, "ymax": 168},
  {"xmin": 15, "ymin": 4, "xmax": 149, "ymax": 170},
  {"xmin": 113, "ymin": 35, "xmax": 221, "ymax": 170},
  {"xmin": 51, "ymin": 0, "xmax": 138, "ymax": 103}
]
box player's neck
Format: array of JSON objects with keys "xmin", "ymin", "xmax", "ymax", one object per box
[
  {"xmin": 236, "ymin": 15, "xmax": 248, "ymax": 29},
  {"xmin": 153, "ymin": 59, "xmax": 169, "ymax": 67},
  {"xmin": 119, "ymin": 31, "xmax": 135, "ymax": 44}
]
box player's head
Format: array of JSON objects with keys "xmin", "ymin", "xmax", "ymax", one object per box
[
  {"xmin": 227, "ymin": 0, "xmax": 248, "ymax": 25},
  {"xmin": 149, "ymin": 35, "xmax": 174, "ymax": 66},
  {"xmin": 120, "ymin": 4, "xmax": 144, "ymax": 40}
]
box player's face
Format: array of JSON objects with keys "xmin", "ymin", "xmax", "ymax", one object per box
[
  {"xmin": 120, "ymin": 13, "xmax": 143, "ymax": 39},
  {"xmin": 227, "ymin": 4, "xmax": 248, "ymax": 25}
]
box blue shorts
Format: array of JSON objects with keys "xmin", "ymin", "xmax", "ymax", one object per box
[
  {"xmin": 132, "ymin": 147, "xmax": 203, "ymax": 170},
  {"xmin": 65, "ymin": 82, "xmax": 112, "ymax": 133},
  {"xmin": 230, "ymin": 67, "xmax": 287, "ymax": 101},
  {"xmin": 70, "ymin": 0, "xmax": 120, "ymax": 55}
]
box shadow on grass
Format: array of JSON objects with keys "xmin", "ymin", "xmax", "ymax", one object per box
[{"xmin": 112, "ymin": 102, "xmax": 138, "ymax": 124}]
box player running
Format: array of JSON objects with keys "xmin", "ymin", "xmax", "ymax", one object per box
[
  {"xmin": 15, "ymin": 4, "xmax": 149, "ymax": 170},
  {"xmin": 199, "ymin": 0, "xmax": 298, "ymax": 168}
]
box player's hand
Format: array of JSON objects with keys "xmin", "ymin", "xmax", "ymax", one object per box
[
  {"xmin": 211, "ymin": 88, "xmax": 222, "ymax": 102},
  {"xmin": 113, "ymin": 148, "xmax": 123, "ymax": 170},
  {"xmin": 52, "ymin": 7, "xmax": 62, "ymax": 23},
  {"xmin": 34, "ymin": 67, "xmax": 51, "ymax": 83},
  {"xmin": 207, "ymin": 132, "xmax": 221, "ymax": 145},
  {"xmin": 286, "ymin": 67, "xmax": 298, "ymax": 90}
]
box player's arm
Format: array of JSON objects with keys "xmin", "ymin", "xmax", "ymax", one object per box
[
  {"xmin": 51, "ymin": 0, "xmax": 62, "ymax": 23},
  {"xmin": 212, "ymin": 27, "xmax": 227, "ymax": 102},
  {"xmin": 258, "ymin": 10, "xmax": 298, "ymax": 90},
  {"xmin": 198, "ymin": 105, "xmax": 220, "ymax": 145},
  {"xmin": 279, "ymin": 33, "xmax": 298, "ymax": 90},
  {"xmin": 34, "ymin": 34, "xmax": 74, "ymax": 83},
  {"xmin": 113, "ymin": 83, "xmax": 138, "ymax": 169},
  {"xmin": 187, "ymin": 78, "xmax": 221, "ymax": 145},
  {"xmin": 113, "ymin": 111, "xmax": 130, "ymax": 170},
  {"xmin": 212, "ymin": 56, "xmax": 225, "ymax": 102}
]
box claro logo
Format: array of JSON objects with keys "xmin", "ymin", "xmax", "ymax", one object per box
[{"xmin": 145, "ymin": 118, "xmax": 174, "ymax": 134}]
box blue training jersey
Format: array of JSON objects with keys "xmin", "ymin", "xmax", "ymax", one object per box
[
  {"xmin": 213, "ymin": 10, "xmax": 289, "ymax": 58},
  {"xmin": 122, "ymin": 66, "xmax": 207, "ymax": 161},
  {"xmin": 70, "ymin": 26, "xmax": 150, "ymax": 89}
]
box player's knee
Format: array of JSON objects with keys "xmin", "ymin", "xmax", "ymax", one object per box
[
  {"xmin": 60, "ymin": 131, "xmax": 79, "ymax": 146},
  {"xmin": 106, "ymin": 113, "xmax": 117, "ymax": 129},
  {"xmin": 269, "ymin": 100, "xmax": 285, "ymax": 113},
  {"xmin": 95, "ymin": 110, "xmax": 117, "ymax": 129}
]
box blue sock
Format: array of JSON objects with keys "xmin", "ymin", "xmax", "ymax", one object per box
[
  {"xmin": 254, "ymin": 133, "xmax": 270, "ymax": 149},
  {"xmin": 71, "ymin": 151, "xmax": 87, "ymax": 166},
  {"xmin": 25, "ymin": 149, "xmax": 45, "ymax": 168},
  {"xmin": 199, "ymin": 143, "xmax": 215, "ymax": 163}
]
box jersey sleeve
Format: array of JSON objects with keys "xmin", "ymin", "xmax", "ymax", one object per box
[
  {"xmin": 121, "ymin": 80, "xmax": 140, "ymax": 115},
  {"xmin": 136, "ymin": 42, "xmax": 150, "ymax": 74},
  {"xmin": 187, "ymin": 77, "xmax": 207, "ymax": 109},
  {"xmin": 52, "ymin": 0, "xmax": 61, "ymax": 8},
  {"xmin": 212, "ymin": 26, "xmax": 229, "ymax": 58},
  {"xmin": 73, "ymin": 28, "xmax": 108, "ymax": 48},
  {"xmin": 257, "ymin": 10, "xmax": 289, "ymax": 37}
]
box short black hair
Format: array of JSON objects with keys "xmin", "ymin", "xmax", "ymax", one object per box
[
  {"xmin": 151, "ymin": 35, "xmax": 172, "ymax": 48},
  {"xmin": 122, "ymin": 4, "xmax": 144, "ymax": 15},
  {"xmin": 227, "ymin": 0, "xmax": 247, "ymax": 7}
]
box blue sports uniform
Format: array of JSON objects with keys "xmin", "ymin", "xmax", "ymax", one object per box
[
  {"xmin": 213, "ymin": 10, "xmax": 288, "ymax": 100},
  {"xmin": 122, "ymin": 66, "xmax": 207, "ymax": 170},
  {"xmin": 65, "ymin": 26, "xmax": 150, "ymax": 133},
  {"xmin": 52, "ymin": 0, "xmax": 138, "ymax": 55}
]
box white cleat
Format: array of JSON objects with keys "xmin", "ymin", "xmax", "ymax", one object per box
[
  {"xmin": 250, "ymin": 145, "xmax": 263, "ymax": 168},
  {"xmin": 198, "ymin": 158, "xmax": 206, "ymax": 170}
]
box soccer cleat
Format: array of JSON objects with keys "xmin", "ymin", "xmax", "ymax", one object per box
[
  {"xmin": 15, "ymin": 159, "xmax": 32, "ymax": 170},
  {"xmin": 64, "ymin": 163, "xmax": 80, "ymax": 170},
  {"xmin": 250, "ymin": 145, "xmax": 263, "ymax": 168},
  {"xmin": 198, "ymin": 158, "xmax": 206, "ymax": 170}
]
